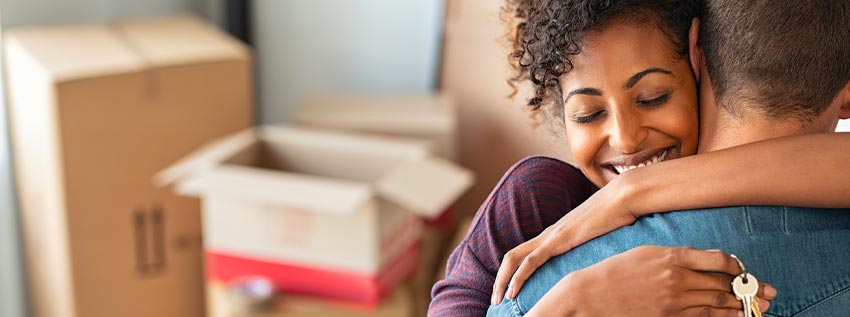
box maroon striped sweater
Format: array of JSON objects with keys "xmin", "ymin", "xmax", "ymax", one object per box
[{"xmin": 429, "ymin": 156, "xmax": 596, "ymax": 316}]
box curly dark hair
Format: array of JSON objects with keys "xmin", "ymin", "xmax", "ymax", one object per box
[{"xmin": 504, "ymin": 0, "xmax": 702, "ymax": 122}]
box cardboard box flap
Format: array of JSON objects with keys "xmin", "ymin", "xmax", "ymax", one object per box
[
  {"xmin": 376, "ymin": 157, "xmax": 473, "ymax": 219},
  {"xmin": 154, "ymin": 129, "xmax": 257, "ymax": 188},
  {"xmin": 114, "ymin": 15, "xmax": 248, "ymax": 67},
  {"xmin": 4, "ymin": 24, "xmax": 145, "ymax": 82},
  {"xmin": 296, "ymin": 93, "xmax": 456, "ymax": 135},
  {"xmin": 178, "ymin": 165, "xmax": 372, "ymax": 215}
]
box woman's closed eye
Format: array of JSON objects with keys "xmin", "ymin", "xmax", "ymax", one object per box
[
  {"xmin": 637, "ymin": 92, "xmax": 670, "ymax": 107},
  {"xmin": 573, "ymin": 110, "xmax": 605, "ymax": 124}
]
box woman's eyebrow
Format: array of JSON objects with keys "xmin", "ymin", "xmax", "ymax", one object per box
[
  {"xmin": 624, "ymin": 67, "xmax": 673, "ymax": 89},
  {"xmin": 565, "ymin": 87, "xmax": 602, "ymax": 103}
]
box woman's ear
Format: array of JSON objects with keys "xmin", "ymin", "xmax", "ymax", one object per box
[
  {"xmin": 688, "ymin": 18, "xmax": 702, "ymax": 80},
  {"xmin": 839, "ymin": 81, "xmax": 850, "ymax": 120}
]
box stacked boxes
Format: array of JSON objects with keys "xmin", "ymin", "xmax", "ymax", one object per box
[
  {"xmin": 4, "ymin": 16, "xmax": 253, "ymax": 317},
  {"xmin": 156, "ymin": 126, "xmax": 473, "ymax": 306},
  {"xmin": 294, "ymin": 93, "xmax": 466, "ymax": 315}
]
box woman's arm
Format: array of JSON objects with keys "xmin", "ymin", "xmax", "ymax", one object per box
[
  {"xmin": 493, "ymin": 132, "xmax": 850, "ymax": 301},
  {"xmin": 621, "ymin": 132, "xmax": 850, "ymax": 215}
]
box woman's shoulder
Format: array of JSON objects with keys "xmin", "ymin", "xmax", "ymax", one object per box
[{"xmin": 460, "ymin": 156, "xmax": 595, "ymax": 266}]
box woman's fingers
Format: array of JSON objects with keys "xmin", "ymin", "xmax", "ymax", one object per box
[
  {"xmin": 679, "ymin": 307, "xmax": 741, "ymax": 317},
  {"xmin": 506, "ymin": 246, "xmax": 554, "ymax": 299},
  {"xmin": 678, "ymin": 290, "xmax": 742, "ymax": 310},
  {"xmin": 678, "ymin": 270, "xmax": 735, "ymax": 292},
  {"xmin": 670, "ymin": 247, "xmax": 741, "ymax": 276},
  {"xmin": 492, "ymin": 239, "xmax": 539, "ymax": 304},
  {"xmin": 759, "ymin": 282, "xmax": 777, "ymax": 300}
]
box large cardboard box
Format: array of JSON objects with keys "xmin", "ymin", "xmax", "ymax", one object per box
[
  {"xmin": 155, "ymin": 126, "xmax": 473, "ymax": 304},
  {"xmin": 295, "ymin": 93, "xmax": 458, "ymax": 161},
  {"xmin": 4, "ymin": 16, "xmax": 253, "ymax": 317}
]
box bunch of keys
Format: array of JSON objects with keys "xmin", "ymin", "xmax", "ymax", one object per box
[{"xmin": 730, "ymin": 254, "xmax": 764, "ymax": 317}]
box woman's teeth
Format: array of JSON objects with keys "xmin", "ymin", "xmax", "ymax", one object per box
[{"xmin": 613, "ymin": 149, "xmax": 669, "ymax": 174}]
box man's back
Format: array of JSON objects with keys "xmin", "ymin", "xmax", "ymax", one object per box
[{"xmin": 489, "ymin": 206, "xmax": 850, "ymax": 316}]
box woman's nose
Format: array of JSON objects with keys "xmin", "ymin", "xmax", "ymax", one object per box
[{"xmin": 607, "ymin": 111, "xmax": 647, "ymax": 154}]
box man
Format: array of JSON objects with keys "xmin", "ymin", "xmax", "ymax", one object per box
[{"xmin": 487, "ymin": 1, "xmax": 850, "ymax": 316}]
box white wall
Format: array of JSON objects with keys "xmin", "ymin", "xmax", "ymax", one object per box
[
  {"xmin": 252, "ymin": 0, "xmax": 444, "ymax": 123},
  {"xmin": 0, "ymin": 0, "xmax": 204, "ymax": 27},
  {"xmin": 838, "ymin": 119, "xmax": 850, "ymax": 132}
]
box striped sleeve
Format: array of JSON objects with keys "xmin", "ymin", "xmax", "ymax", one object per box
[{"xmin": 429, "ymin": 156, "xmax": 595, "ymax": 317}]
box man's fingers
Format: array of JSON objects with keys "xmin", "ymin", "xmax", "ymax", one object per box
[
  {"xmin": 671, "ymin": 247, "xmax": 740, "ymax": 276},
  {"xmin": 506, "ymin": 248, "xmax": 553, "ymax": 299}
]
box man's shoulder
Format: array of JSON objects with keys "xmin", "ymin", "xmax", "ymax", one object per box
[{"xmin": 636, "ymin": 206, "xmax": 850, "ymax": 234}]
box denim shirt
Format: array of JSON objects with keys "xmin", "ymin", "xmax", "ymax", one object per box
[{"xmin": 488, "ymin": 206, "xmax": 850, "ymax": 317}]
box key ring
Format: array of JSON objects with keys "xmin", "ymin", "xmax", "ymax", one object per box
[{"xmin": 730, "ymin": 254, "xmax": 749, "ymax": 283}]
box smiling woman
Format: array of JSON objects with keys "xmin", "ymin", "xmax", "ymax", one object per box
[{"xmin": 559, "ymin": 23, "xmax": 699, "ymax": 187}]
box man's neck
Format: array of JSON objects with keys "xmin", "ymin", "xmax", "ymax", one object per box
[
  {"xmin": 697, "ymin": 110, "xmax": 806, "ymax": 152},
  {"xmin": 695, "ymin": 78, "xmax": 808, "ymax": 153}
]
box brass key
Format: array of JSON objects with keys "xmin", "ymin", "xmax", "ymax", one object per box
[{"xmin": 751, "ymin": 296, "xmax": 765, "ymax": 317}]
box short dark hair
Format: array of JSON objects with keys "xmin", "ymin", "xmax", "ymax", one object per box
[
  {"xmin": 701, "ymin": 0, "xmax": 850, "ymax": 122},
  {"xmin": 505, "ymin": 0, "xmax": 702, "ymax": 121}
]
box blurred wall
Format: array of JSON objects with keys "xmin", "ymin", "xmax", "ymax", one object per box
[
  {"xmin": 442, "ymin": 0, "xmax": 578, "ymax": 219},
  {"xmin": 0, "ymin": 27, "xmax": 27, "ymax": 317},
  {"xmin": 251, "ymin": 0, "xmax": 445, "ymax": 123}
]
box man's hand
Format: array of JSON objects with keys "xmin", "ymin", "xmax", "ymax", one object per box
[
  {"xmin": 493, "ymin": 179, "xmax": 637, "ymax": 303},
  {"xmin": 524, "ymin": 246, "xmax": 777, "ymax": 317}
]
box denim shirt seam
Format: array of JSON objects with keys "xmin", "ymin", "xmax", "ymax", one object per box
[
  {"xmin": 510, "ymin": 297, "xmax": 525, "ymax": 317},
  {"xmin": 794, "ymin": 279, "xmax": 850, "ymax": 316}
]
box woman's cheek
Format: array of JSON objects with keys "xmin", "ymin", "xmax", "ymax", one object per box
[{"xmin": 567, "ymin": 126, "xmax": 606, "ymax": 185}]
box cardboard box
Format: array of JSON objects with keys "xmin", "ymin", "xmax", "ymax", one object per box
[
  {"xmin": 207, "ymin": 280, "xmax": 415, "ymax": 317},
  {"xmin": 295, "ymin": 93, "xmax": 458, "ymax": 161},
  {"xmin": 4, "ymin": 16, "xmax": 253, "ymax": 317},
  {"xmin": 155, "ymin": 126, "xmax": 474, "ymax": 303}
]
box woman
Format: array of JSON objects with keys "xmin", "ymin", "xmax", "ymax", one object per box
[{"xmin": 430, "ymin": 0, "xmax": 850, "ymax": 316}]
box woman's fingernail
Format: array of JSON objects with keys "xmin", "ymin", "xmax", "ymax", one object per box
[
  {"xmin": 765, "ymin": 285, "xmax": 777, "ymax": 298},
  {"xmin": 506, "ymin": 283, "xmax": 514, "ymax": 299},
  {"xmin": 738, "ymin": 311, "xmax": 744, "ymax": 317},
  {"xmin": 760, "ymin": 299, "xmax": 770, "ymax": 311},
  {"xmin": 491, "ymin": 293, "xmax": 498, "ymax": 305},
  {"xmin": 707, "ymin": 249, "xmax": 723, "ymax": 252}
]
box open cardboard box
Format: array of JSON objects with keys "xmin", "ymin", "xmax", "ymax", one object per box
[
  {"xmin": 155, "ymin": 126, "xmax": 473, "ymax": 303},
  {"xmin": 295, "ymin": 93, "xmax": 458, "ymax": 160}
]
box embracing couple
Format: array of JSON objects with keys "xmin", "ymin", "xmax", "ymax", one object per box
[{"xmin": 431, "ymin": 0, "xmax": 850, "ymax": 316}]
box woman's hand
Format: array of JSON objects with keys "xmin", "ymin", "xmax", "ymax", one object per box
[
  {"xmin": 525, "ymin": 246, "xmax": 777, "ymax": 317},
  {"xmin": 493, "ymin": 175, "xmax": 639, "ymax": 303}
]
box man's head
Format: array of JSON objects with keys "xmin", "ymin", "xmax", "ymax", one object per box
[{"xmin": 694, "ymin": 0, "xmax": 850, "ymax": 133}]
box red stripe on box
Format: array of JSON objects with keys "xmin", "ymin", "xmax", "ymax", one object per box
[
  {"xmin": 206, "ymin": 240, "xmax": 420, "ymax": 306},
  {"xmin": 424, "ymin": 206, "xmax": 453, "ymax": 228}
]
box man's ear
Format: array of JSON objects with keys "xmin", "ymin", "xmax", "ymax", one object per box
[
  {"xmin": 688, "ymin": 18, "xmax": 702, "ymax": 80},
  {"xmin": 840, "ymin": 81, "xmax": 850, "ymax": 120}
]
